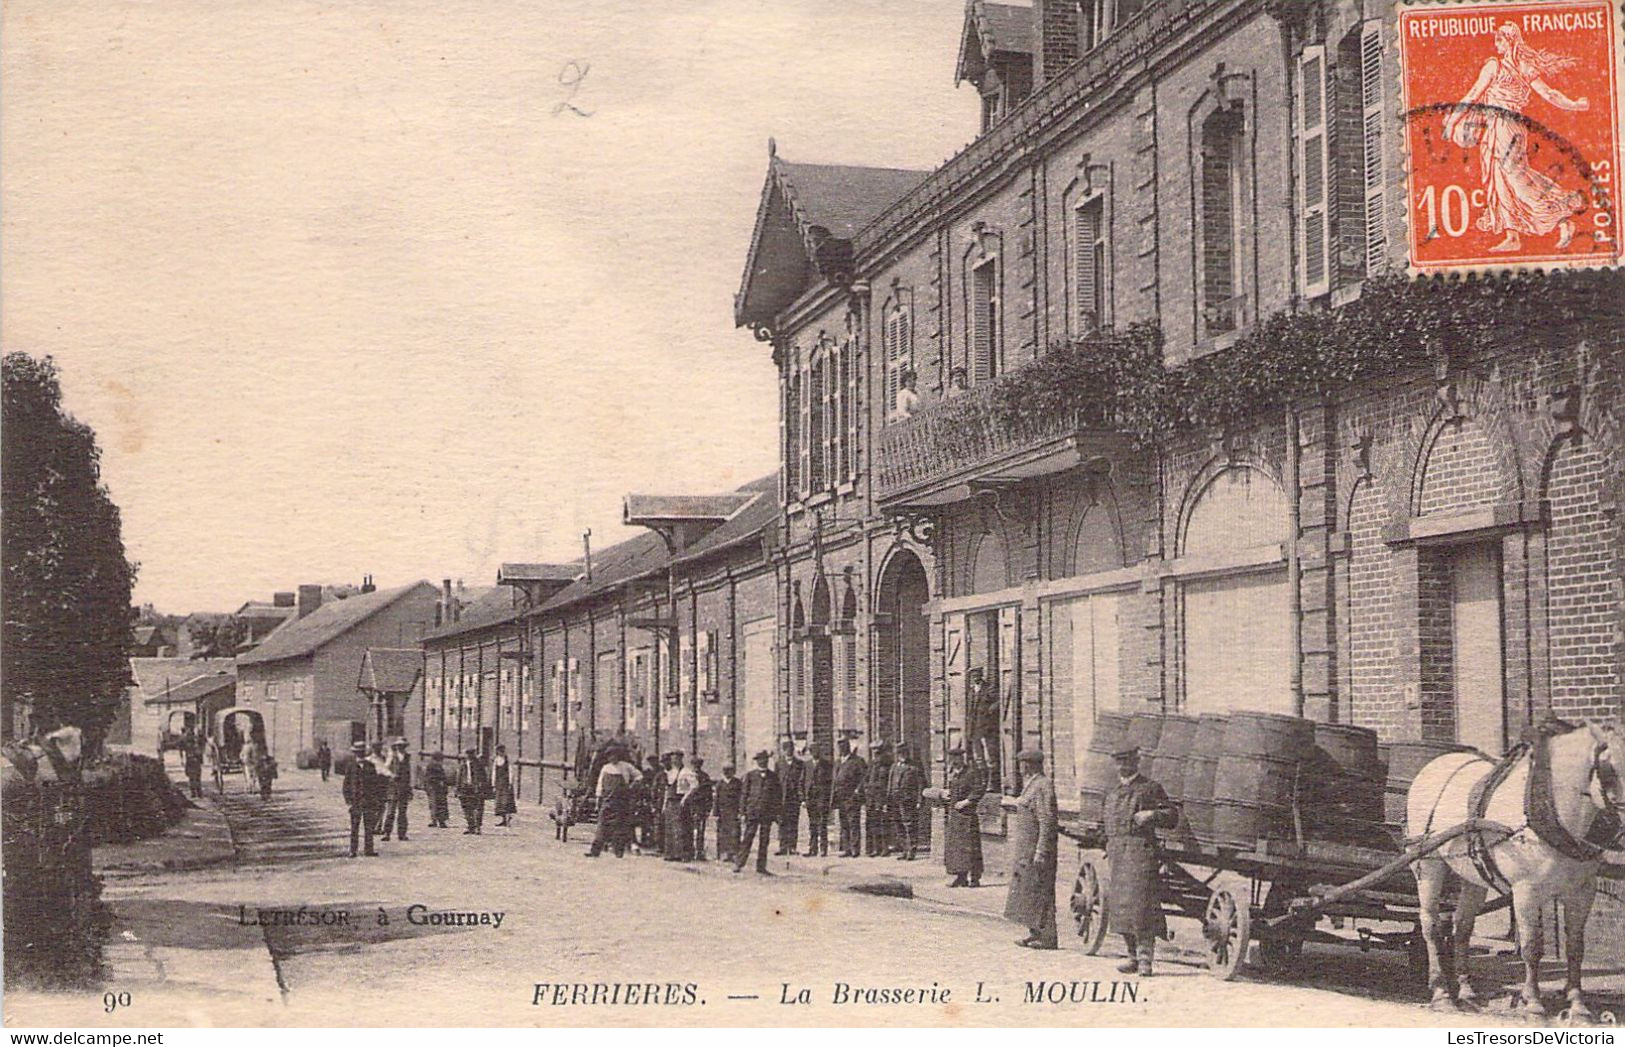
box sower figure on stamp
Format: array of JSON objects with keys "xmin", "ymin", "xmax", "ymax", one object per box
[
  {"xmin": 864, "ymin": 741, "xmax": 893, "ymax": 856},
  {"xmin": 1005, "ymin": 749, "xmax": 1058, "ymax": 949},
  {"xmin": 944, "ymin": 744, "xmax": 985, "ymax": 887},
  {"xmin": 1105, "ymin": 745, "xmax": 1179, "ymax": 975},
  {"xmin": 774, "ymin": 739, "xmax": 803, "ymax": 856},
  {"xmin": 832, "ymin": 737, "xmax": 866, "ymax": 857},
  {"xmin": 421, "ymin": 753, "xmax": 450, "ymax": 828},
  {"xmin": 802, "ymin": 744, "xmax": 832, "ymax": 857},
  {"xmin": 733, "ymin": 750, "xmax": 780, "ymax": 875},
  {"xmin": 380, "ymin": 739, "xmax": 411, "ymax": 841},
  {"xmin": 889, "ymin": 743, "xmax": 925, "ymax": 860},
  {"xmin": 343, "ymin": 740, "xmax": 378, "ymax": 858},
  {"xmin": 714, "ymin": 763, "xmax": 743, "ymax": 863}
]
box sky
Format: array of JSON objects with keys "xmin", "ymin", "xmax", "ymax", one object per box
[{"xmin": 3, "ymin": 0, "xmax": 981, "ymax": 612}]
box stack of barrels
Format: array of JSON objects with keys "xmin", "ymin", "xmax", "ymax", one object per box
[{"xmin": 1079, "ymin": 709, "xmax": 1423, "ymax": 849}]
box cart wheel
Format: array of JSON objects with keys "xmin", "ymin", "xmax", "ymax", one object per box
[
  {"xmin": 1069, "ymin": 860, "xmax": 1109, "ymax": 955},
  {"xmin": 1204, "ymin": 889, "xmax": 1251, "ymax": 980}
]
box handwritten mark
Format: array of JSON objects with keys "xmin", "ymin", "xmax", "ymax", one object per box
[{"xmin": 553, "ymin": 61, "xmax": 593, "ymax": 118}]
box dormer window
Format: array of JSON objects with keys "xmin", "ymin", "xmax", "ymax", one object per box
[
  {"xmin": 981, "ymin": 91, "xmax": 1002, "ymax": 133},
  {"xmin": 957, "ymin": 1, "xmax": 1034, "ymax": 134}
]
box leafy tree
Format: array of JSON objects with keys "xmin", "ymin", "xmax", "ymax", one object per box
[
  {"xmin": 187, "ymin": 615, "xmax": 245, "ymax": 659},
  {"xmin": 2, "ymin": 353, "xmax": 137, "ymax": 747}
]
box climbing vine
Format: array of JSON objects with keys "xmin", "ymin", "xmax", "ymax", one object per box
[{"xmin": 963, "ymin": 268, "xmax": 1623, "ymax": 448}]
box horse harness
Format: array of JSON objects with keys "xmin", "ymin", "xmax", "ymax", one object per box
[{"xmin": 1429, "ymin": 724, "xmax": 1624, "ymax": 893}]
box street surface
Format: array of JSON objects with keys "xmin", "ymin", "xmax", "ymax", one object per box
[{"xmin": 4, "ymin": 765, "xmax": 1616, "ymax": 1028}]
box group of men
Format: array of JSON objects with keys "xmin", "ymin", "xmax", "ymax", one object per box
[{"xmin": 340, "ymin": 738, "xmax": 416, "ymax": 857}]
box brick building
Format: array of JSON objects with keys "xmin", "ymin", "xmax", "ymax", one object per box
[
  {"xmin": 733, "ymin": 0, "xmax": 1621, "ymax": 890},
  {"xmin": 414, "ymin": 476, "xmax": 779, "ymax": 808},
  {"xmin": 235, "ymin": 580, "xmax": 440, "ymax": 758}
]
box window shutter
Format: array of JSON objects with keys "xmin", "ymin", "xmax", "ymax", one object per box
[
  {"xmin": 1360, "ymin": 23, "xmax": 1387, "ymax": 275},
  {"xmin": 972, "ymin": 263, "xmax": 993, "ymax": 382},
  {"xmin": 1074, "ymin": 201, "xmax": 1102, "ymax": 333},
  {"xmin": 625, "ymin": 648, "xmax": 639, "ymax": 729},
  {"xmin": 679, "ymin": 632, "xmax": 692, "ymax": 704},
  {"xmin": 1299, "ymin": 45, "xmax": 1330, "ymax": 298},
  {"xmin": 797, "ymin": 367, "xmax": 811, "ymax": 498},
  {"xmin": 697, "ymin": 630, "xmax": 712, "ymax": 695},
  {"xmin": 567, "ymin": 657, "xmax": 580, "ymax": 707},
  {"xmin": 844, "ymin": 340, "xmax": 859, "ymax": 480},
  {"xmin": 884, "ymin": 312, "xmax": 899, "ymax": 417}
]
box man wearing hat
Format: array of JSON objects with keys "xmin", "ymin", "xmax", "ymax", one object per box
[
  {"xmin": 888, "ymin": 743, "xmax": 926, "ymax": 860},
  {"xmin": 801, "ymin": 743, "xmax": 833, "ymax": 858},
  {"xmin": 1004, "ymin": 748, "xmax": 1058, "ymax": 948},
  {"xmin": 714, "ymin": 762, "xmax": 743, "ymax": 863},
  {"xmin": 1104, "ymin": 745, "xmax": 1178, "ymax": 975},
  {"xmin": 831, "ymin": 737, "xmax": 867, "ymax": 857},
  {"xmin": 773, "ymin": 739, "xmax": 803, "ymax": 856},
  {"xmin": 456, "ymin": 747, "xmax": 491, "ymax": 834},
  {"xmin": 733, "ymin": 750, "xmax": 781, "ymax": 874},
  {"xmin": 342, "ymin": 741, "xmax": 379, "ymax": 857},
  {"xmin": 421, "ymin": 753, "xmax": 451, "ymax": 828},
  {"xmin": 380, "ymin": 739, "xmax": 412, "ymax": 842},
  {"xmin": 863, "ymin": 741, "xmax": 893, "ymax": 856},
  {"xmin": 943, "ymin": 744, "xmax": 985, "ymax": 887}
]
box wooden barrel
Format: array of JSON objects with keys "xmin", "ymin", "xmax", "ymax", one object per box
[
  {"xmin": 1380, "ymin": 741, "xmax": 1474, "ymax": 831},
  {"xmin": 1211, "ymin": 712, "xmax": 1317, "ymax": 847},
  {"xmin": 1180, "ymin": 715, "xmax": 1229, "ymax": 841},
  {"xmin": 1148, "ymin": 714, "xmax": 1199, "ymax": 802},
  {"xmin": 1077, "ymin": 712, "xmax": 1130, "ymax": 826},
  {"xmin": 1125, "ymin": 713, "xmax": 1165, "ymax": 782},
  {"xmin": 1308, "ymin": 723, "xmax": 1385, "ymax": 836}
]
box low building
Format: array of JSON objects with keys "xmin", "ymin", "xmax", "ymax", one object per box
[
  {"xmin": 235, "ymin": 580, "xmax": 440, "ymax": 758},
  {"xmin": 126, "ymin": 657, "xmax": 236, "ymax": 754}
]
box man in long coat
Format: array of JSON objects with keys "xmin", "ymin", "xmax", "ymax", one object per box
[
  {"xmin": 1104, "ymin": 746, "xmax": 1179, "ymax": 975},
  {"xmin": 863, "ymin": 742, "xmax": 893, "ymax": 856},
  {"xmin": 421, "ymin": 754, "xmax": 450, "ymax": 828},
  {"xmin": 1004, "ymin": 748, "xmax": 1058, "ymax": 949},
  {"xmin": 733, "ymin": 750, "xmax": 780, "ymax": 875},
  {"xmin": 773, "ymin": 740, "xmax": 803, "ymax": 856},
  {"xmin": 342, "ymin": 741, "xmax": 378, "ymax": 858},
  {"xmin": 889, "ymin": 743, "xmax": 925, "ymax": 860},
  {"xmin": 831, "ymin": 738, "xmax": 866, "ymax": 857},
  {"xmin": 713, "ymin": 763, "xmax": 743, "ymax": 863},
  {"xmin": 944, "ymin": 744, "xmax": 985, "ymax": 887},
  {"xmin": 801, "ymin": 746, "xmax": 833, "ymax": 857},
  {"xmin": 456, "ymin": 747, "xmax": 490, "ymax": 834}
]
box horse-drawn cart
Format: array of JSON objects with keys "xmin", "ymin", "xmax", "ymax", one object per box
[{"xmin": 209, "ymin": 706, "xmax": 267, "ymax": 794}]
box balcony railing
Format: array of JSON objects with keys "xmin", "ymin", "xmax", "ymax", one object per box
[{"xmin": 874, "ymin": 377, "xmax": 1121, "ymax": 504}]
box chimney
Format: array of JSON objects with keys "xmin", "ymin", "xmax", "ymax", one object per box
[
  {"xmin": 297, "ymin": 584, "xmax": 323, "ymax": 619},
  {"xmin": 442, "ymin": 578, "xmax": 453, "ymax": 624},
  {"xmin": 455, "ymin": 579, "xmax": 465, "ymax": 622},
  {"xmin": 361, "ymin": 573, "xmax": 376, "ymax": 594},
  {"xmin": 273, "ymin": 591, "xmax": 295, "ymax": 608},
  {"xmin": 1031, "ymin": 0, "xmax": 1081, "ymax": 85}
]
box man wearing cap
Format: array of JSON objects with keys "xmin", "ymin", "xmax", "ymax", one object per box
[
  {"xmin": 944, "ymin": 744, "xmax": 985, "ymax": 887},
  {"xmin": 1004, "ymin": 748, "xmax": 1059, "ymax": 949},
  {"xmin": 863, "ymin": 741, "xmax": 893, "ymax": 856},
  {"xmin": 889, "ymin": 743, "xmax": 926, "ymax": 860},
  {"xmin": 1104, "ymin": 745, "xmax": 1178, "ymax": 975},
  {"xmin": 773, "ymin": 739, "xmax": 803, "ymax": 856},
  {"xmin": 456, "ymin": 747, "xmax": 491, "ymax": 834},
  {"xmin": 380, "ymin": 739, "xmax": 412, "ymax": 842},
  {"xmin": 342, "ymin": 741, "xmax": 379, "ymax": 857},
  {"xmin": 714, "ymin": 763, "xmax": 743, "ymax": 863},
  {"xmin": 831, "ymin": 737, "xmax": 867, "ymax": 857},
  {"xmin": 733, "ymin": 750, "xmax": 780, "ymax": 875}
]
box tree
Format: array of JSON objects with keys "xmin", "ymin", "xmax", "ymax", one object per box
[
  {"xmin": 2, "ymin": 353, "xmax": 137, "ymax": 746},
  {"xmin": 187, "ymin": 615, "xmax": 245, "ymax": 659}
]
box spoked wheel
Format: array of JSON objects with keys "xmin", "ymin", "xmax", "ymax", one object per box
[
  {"xmin": 1257, "ymin": 882, "xmax": 1306, "ymax": 974},
  {"xmin": 1069, "ymin": 859, "xmax": 1109, "ymax": 955},
  {"xmin": 1204, "ymin": 888, "xmax": 1252, "ymax": 980}
]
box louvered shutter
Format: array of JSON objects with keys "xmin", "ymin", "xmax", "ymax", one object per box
[
  {"xmin": 567, "ymin": 657, "xmax": 580, "ymax": 707},
  {"xmin": 884, "ymin": 312, "xmax": 899, "ymax": 417},
  {"xmin": 972, "ymin": 264, "xmax": 993, "ymax": 382},
  {"xmin": 898, "ymin": 307, "xmax": 913, "ymax": 393},
  {"xmin": 1299, "ymin": 45, "xmax": 1330, "ymax": 298},
  {"xmin": 844, "ymin": 339, "xmax": 859, "ymax": 480},
  {"xmin": 797, "ymin": 367, "xmax": 811, "ymax": 498},
  {"xmin": 1075, "ymin": 201, "xmax": 1101, "ymax": 333},
  {"xmin": 1360, "ymin": 24, "xmax": 1387, "ymax": 275}
]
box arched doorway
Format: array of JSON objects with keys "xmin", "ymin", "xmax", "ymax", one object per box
[
  {"xmin": 874, "ymin": 549, "xmax": 931, "ymax": 770},
  {"xmin": 808, "ymin": 573, "xmax": 835, "ymax": 759}
]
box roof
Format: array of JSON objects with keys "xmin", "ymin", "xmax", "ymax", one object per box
[
  {"xmin": 496, "ymin": 563, "xmax": 579, "ymax": 584},
  {"xmin": 131, "ymin": 625, "xmax": 163, "ymax": 647},
  {"xmin": 623, "ymin": 492, "xmax": 756, "ymax": 523},
  {"xmin": 957, "ymin": 2, "xmax": 1034, "ymax": 84},
  {"xmin": 358, "ymin": 648, "xmax": 423, "ymax": 695},
  {"xmin": 420, "ymin": 586, "xmax": 518, "ymax": 643},
  {"xmin": 237, "ymin": 581, "xmax": 436, "ymax": 667},
  {"xmin": 235, "ymin": 602, "xmax": 296, "ymax": 621},
  {"xmin": 129, "ymin": 658, "xmax": 237, "ymax": 707},
  {"xmin": 735, "ymin": 144, "xmax": 929, "ymax": 326}
]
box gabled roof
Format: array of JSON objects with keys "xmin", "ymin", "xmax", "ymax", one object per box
[
  {"xmin": 237, "ymin": 581, "xmax": 436, "ymax": 667},
  {"xmin": 129, "ymin": 658, "xmax": 237, "ymax": 707},
  {"xmin": 420, "ymin": 585, "xmax": 518, "ymax": 643},
  {"xmin": 734, "ymin": 142, "xmax": 928, "ymax": 328},
  {"xmin": 957, "ymin": 1, "xmax": 1034, "ymax": 84},
  {"xmin": 358, "ymin": 648, "xmax": 423, "ymax": 695},
  {"xmin": 131, "ymin": 625, "xmax": 163, "ymax": 647}
]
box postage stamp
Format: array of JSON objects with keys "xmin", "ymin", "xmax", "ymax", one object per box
[{"xmin": 1397, "ymin": 0, "xmax": 1624, "ymax": 272}]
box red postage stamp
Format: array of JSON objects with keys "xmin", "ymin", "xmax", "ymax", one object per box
[{"xmin": 1397, "ymin": 0, "xmax": 1623, "ymax": 272}]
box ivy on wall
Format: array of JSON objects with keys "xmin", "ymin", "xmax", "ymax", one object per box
[{"xmin": 967, "ymin": 269, "xmax": 1623, "ymax": 448}]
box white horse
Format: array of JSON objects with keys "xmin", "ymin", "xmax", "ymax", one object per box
[{"xmin": 1407, "ymin": 720, "xmax": 1624, "ymax": 1019}]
